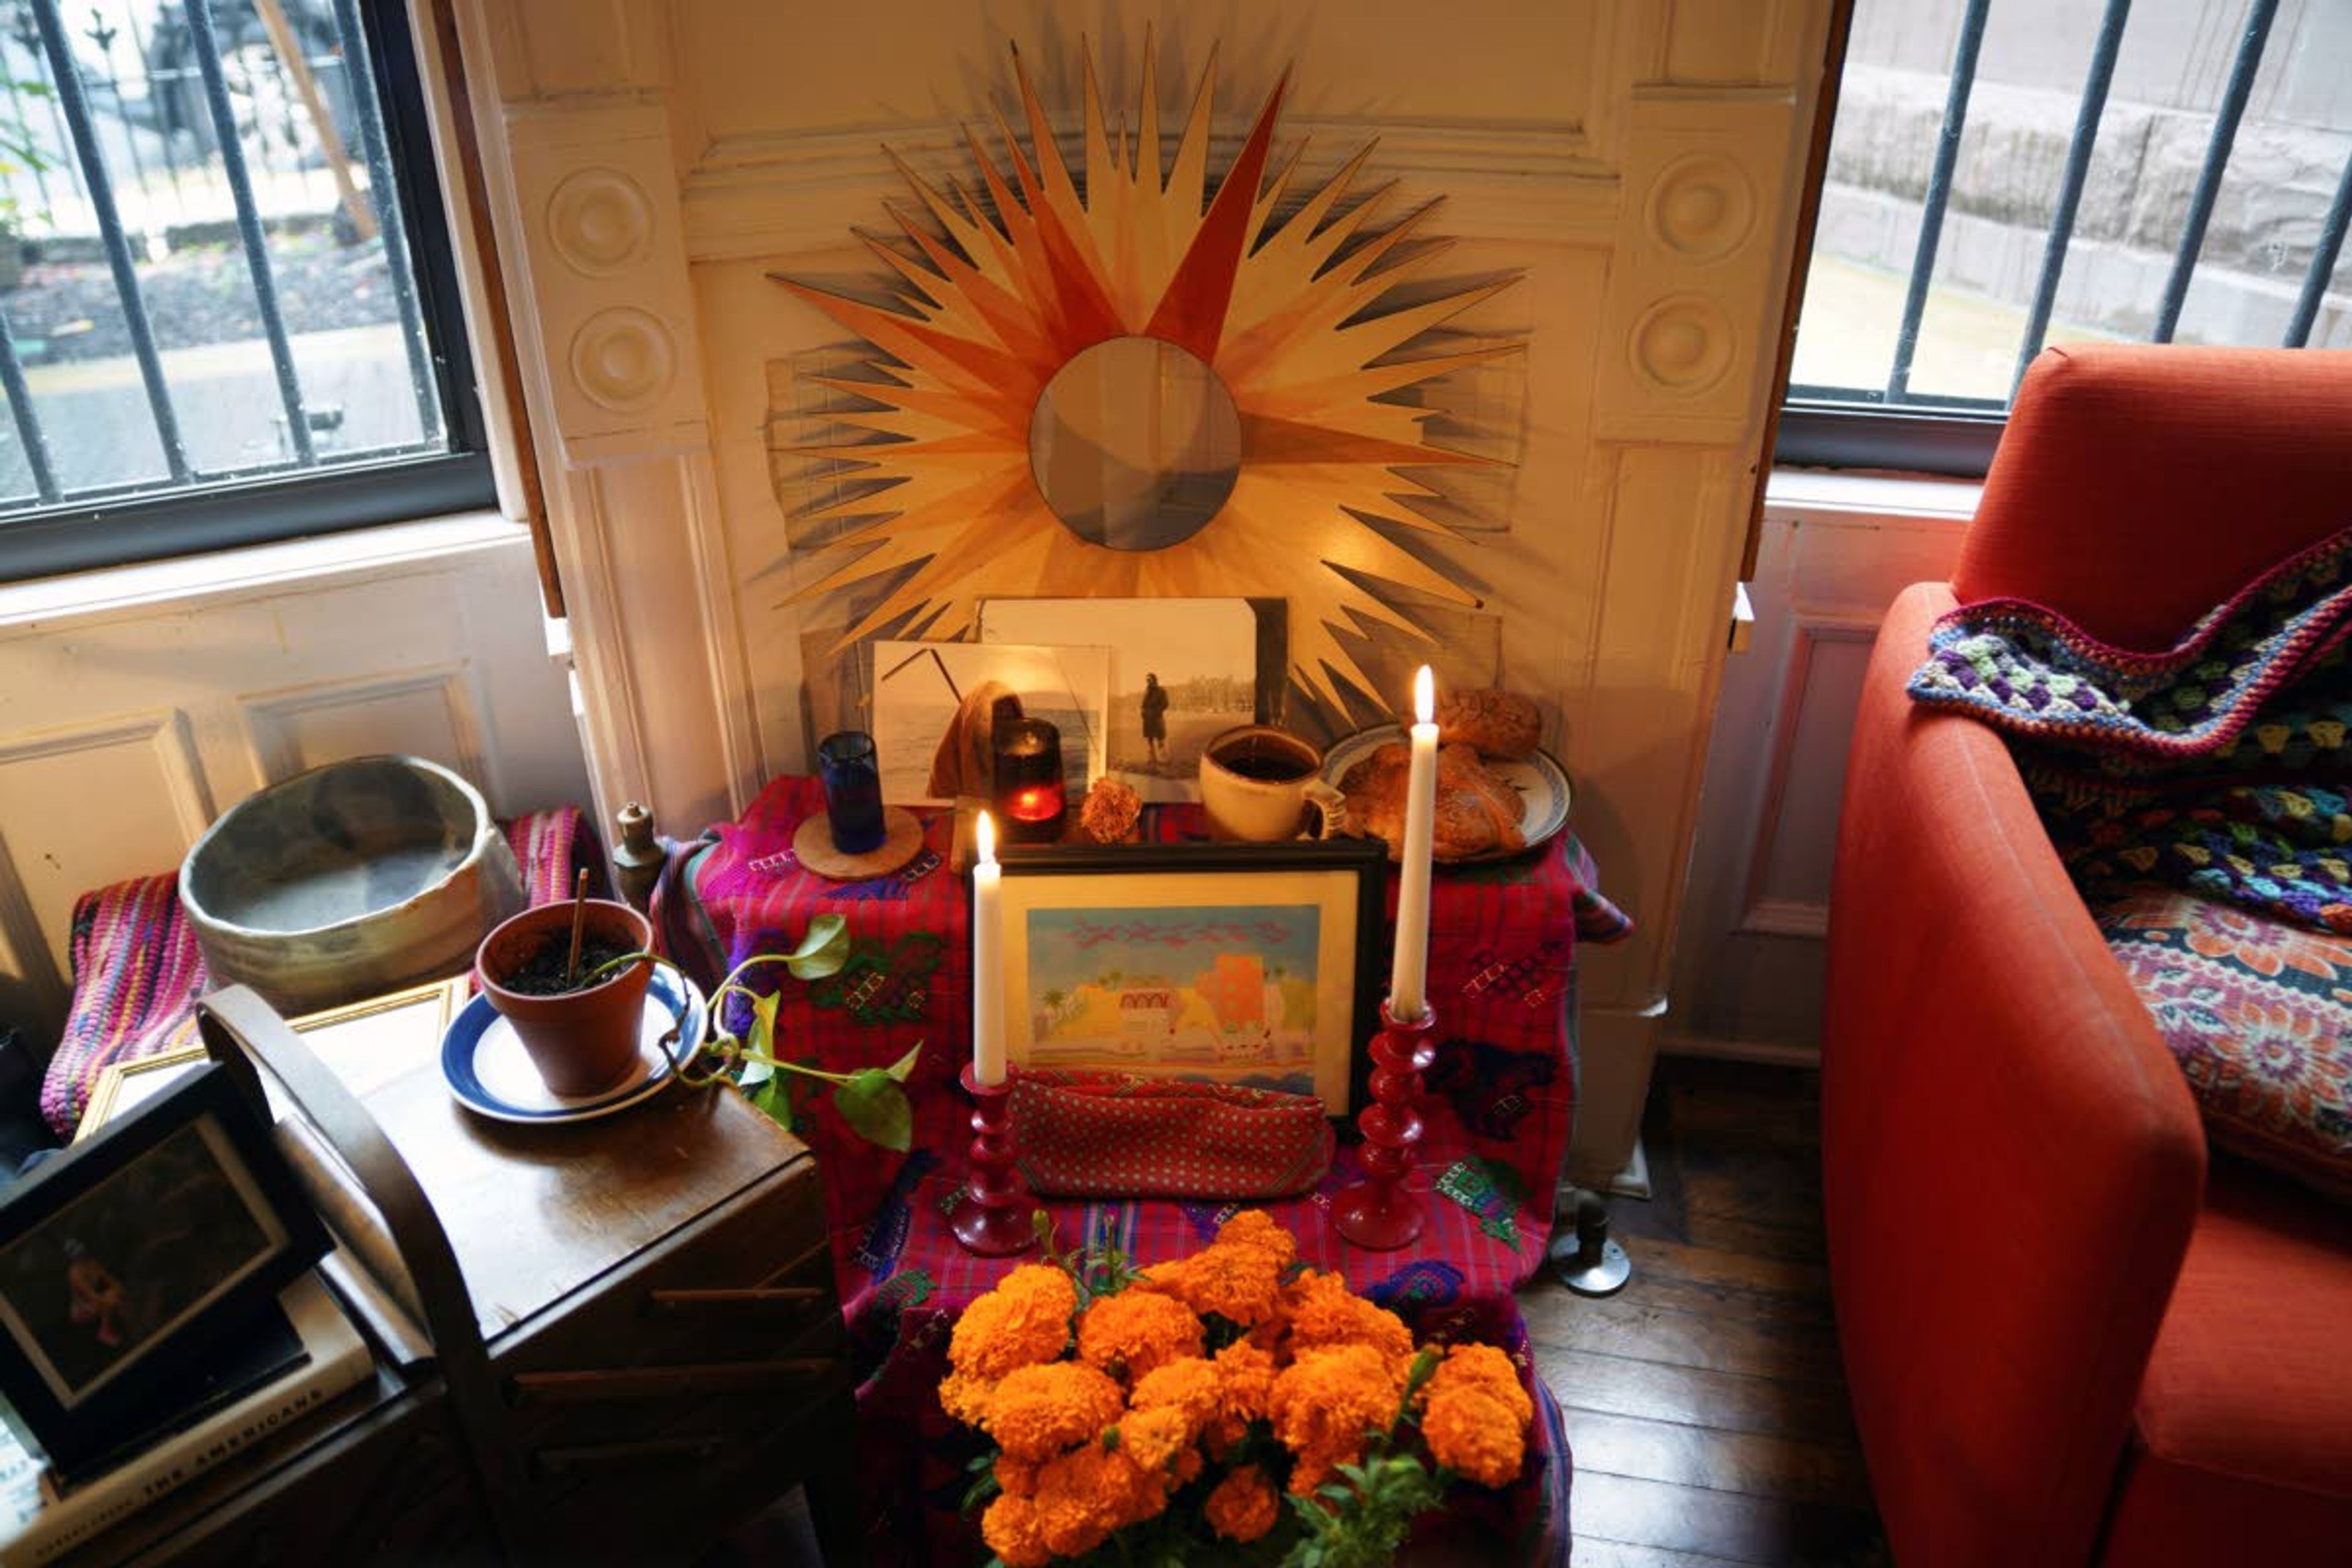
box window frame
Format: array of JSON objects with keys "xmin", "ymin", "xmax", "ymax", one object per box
[{"xmin": 0, "ymin": 0, "xmax": 494, "ymax": 585}]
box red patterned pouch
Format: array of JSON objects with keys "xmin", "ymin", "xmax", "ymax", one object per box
[{"xmin": 1008, "ymin": 1070, "xmax": 1335, "ymax": 1199}]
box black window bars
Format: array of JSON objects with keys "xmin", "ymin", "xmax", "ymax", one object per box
[
  {"xmin": 1781, "ymin": 0, "xmax": 2352, "ymax": 477},
  {"xmin": 0, "ymin": 0, "xmax": 489, "ymax": 581}
]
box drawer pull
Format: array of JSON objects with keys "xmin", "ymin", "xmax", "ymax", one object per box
[
  {"xmin": 533, "ymin": 1435, "xmax": 725, "ymax": 1479},
  {"xmin": 509, "ymin": 1359, "xmax": 835, "ymax": 1405},
  {"xmin": 647, "ymin": 1286, "xmax": 829, "ymax": 1316}
]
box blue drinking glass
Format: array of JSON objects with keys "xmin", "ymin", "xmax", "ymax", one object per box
[{"xmin": 817, "ymin": 731, "xmax": 886, "ymax": 854}]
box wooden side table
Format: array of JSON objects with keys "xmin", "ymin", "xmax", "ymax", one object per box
[{"xmin": 57, "ymin": 986, "xmax": 855, "ymax": 1566}]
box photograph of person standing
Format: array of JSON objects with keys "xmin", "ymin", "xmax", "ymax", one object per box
[{"xmin": 1140, "ymin": 673, "xmax": 1170, "ymax": 766}]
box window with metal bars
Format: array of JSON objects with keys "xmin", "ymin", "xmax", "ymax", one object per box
[
  {"xmin": 1780, "ymin": 0, "xmax": 2352, "ymax": 476},
  {"xmin": 0, "ymin": 0, "xmax": 488, "ymax": 582}
]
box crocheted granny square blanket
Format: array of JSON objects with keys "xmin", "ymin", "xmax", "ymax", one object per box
[{"xmin": 1909, "ymin": 526, "xmax": 2352, "ymax": 935}]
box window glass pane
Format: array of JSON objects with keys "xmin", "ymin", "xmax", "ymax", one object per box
[
  {"xmin": 0, "ymin": 0, "xmax": 451, "ymax": 513},
  {"xmin": 1791, "ymin": 0, "xmax": 2352, "ymax": 413}
]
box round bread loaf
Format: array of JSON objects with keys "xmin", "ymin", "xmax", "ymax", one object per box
[{"xmin": 1433, "ymin": 688, "xmax": 1541, "ymax": 759}]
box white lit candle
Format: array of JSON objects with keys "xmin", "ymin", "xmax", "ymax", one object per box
[
  {"xmin": 1389, "ymin": 666, "xmax": 1439, "ymax": 1021},
  {"xmin": 971, "ymin": 810, "xmax": 1006, "ymax": 1086}
]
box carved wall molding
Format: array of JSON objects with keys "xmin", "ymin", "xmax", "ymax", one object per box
[
  {"xmin": 682, "ymin": 116, "xmax": 1622, "ymax": 261},
  {"xmin": 0, "ymin": 710, "xmax": 215, "ymax": 843},
  {"xmin": 238, "ymin": 664, "xmax": 493, "ymax": 799}
]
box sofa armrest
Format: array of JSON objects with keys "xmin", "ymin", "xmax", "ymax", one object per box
[{"xmin": 1823, "ymin": 581, "xmax": 2207, "ymax": 1568}]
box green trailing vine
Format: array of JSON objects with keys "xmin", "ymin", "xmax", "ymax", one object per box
[{"xmin": 581, "ymin": 914, "xmax": 921, "ymax": 1150}]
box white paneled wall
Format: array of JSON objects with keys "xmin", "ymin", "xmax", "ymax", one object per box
[
  {"xmin": 0, "ymin": 520, "xmax": 590, "ymax": 1041},
  {"xmin": 1669, "ymin": 478, "xmax": 1977, "ymax": 1059},
  {"xmin": 445, "ymin": 0, "xmax": 1841, "ymax": 1181}
]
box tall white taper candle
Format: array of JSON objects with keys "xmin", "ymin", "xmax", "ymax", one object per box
[
  {"xmin": 1389, "ymin": 666, "xmax": 1439, "ymax": 1021},
  {"xmin": 971, "ymin": 810, "xmax": 1006, "ymax": 1086}
]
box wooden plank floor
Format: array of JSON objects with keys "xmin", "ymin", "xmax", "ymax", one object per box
[{"xmin": 1523, "ymin": 1057, "xmax": 1890, "ymax": 1567}]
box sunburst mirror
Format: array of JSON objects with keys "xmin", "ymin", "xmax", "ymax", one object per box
[{"xmin": 775, "ymin": 40, "xmax": 1518, "ymax": 710}]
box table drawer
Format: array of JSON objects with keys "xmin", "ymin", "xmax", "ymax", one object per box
[{"xmin": 493, "ymin": 1155, "xmax": 834, "ymax": 1382}]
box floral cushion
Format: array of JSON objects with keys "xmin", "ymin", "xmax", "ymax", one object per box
[{"xmin": 2094, "ymin": 885, "xmax": 2352, "ymax": 1200}]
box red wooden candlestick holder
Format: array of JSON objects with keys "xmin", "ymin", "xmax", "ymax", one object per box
[
  {"xmin": 951, "ymin": 1063, "xmax": 1038, "ymax": 1257},
  {"xmin": 1331, "ymin": 1002, "xmax": 1438, "ymax": 1250}
]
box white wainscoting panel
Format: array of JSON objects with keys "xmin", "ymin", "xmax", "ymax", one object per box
[
  {"xmin": 1667, "ymin": 479, "xmax": 1978, "ymax": 1059},
  {"xmin": 241, "ymin": 664, "xmax": 492, "ymax": 793},
  {"xmin": 0, "ymin": 521, "xmax": 589, "ymax": 1043}
]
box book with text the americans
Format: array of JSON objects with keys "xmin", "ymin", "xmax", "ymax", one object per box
[{"xmin": 0, "ymin": 1272, "xmax": 369, "ymax": 1564}]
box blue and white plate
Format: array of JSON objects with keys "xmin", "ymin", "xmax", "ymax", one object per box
[
  {"xmin": 442, "ymin": 968, "xmax": 707, "ymax": 1125},
  {"xmin": 1322, "ymin": 724, "xmax": 1574, "ymax": 862}
]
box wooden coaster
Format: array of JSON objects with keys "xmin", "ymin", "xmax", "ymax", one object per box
[{"xmin": 793, "ymin": 807, "xmax": 925, "ymax": 881}]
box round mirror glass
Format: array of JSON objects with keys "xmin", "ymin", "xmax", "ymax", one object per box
[{"xmin": 1028, "ymin": 335, "xmax": 1242, "ymax": 551}]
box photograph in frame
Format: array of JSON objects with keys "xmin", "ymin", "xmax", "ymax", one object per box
[
  {"xmin": 978, "ymin": 597, "xmax": 1270, "ymax": 802},
  {"xmin": 870, "ymin": 639, "xmax": 1110, "ymax": 805},
  {"xmin": 993, "ymin": 840, "xmax": 1385, "ymax": 1115},
  {"xmin": 0, "ymin": 1063, "xmax": 328, "ymax": 1474}
]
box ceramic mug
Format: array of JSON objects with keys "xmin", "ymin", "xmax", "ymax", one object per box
[{"xmin": 1199, "ymin": 725, "xmax": 1346, "ymax": 843}]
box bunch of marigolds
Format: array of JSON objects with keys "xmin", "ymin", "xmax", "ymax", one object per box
[{"xmin": 941, "ymin": 1210, "xmax": 1535, "ymax": 1567}]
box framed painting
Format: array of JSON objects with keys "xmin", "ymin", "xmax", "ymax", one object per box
[
  {"xmin": 993, "ymin": 840, "xmax": 1386, "ymax": 1115},
  {"xmin": 0, "ymin": 1063, "xmax": 329, "ymax": 1475}
]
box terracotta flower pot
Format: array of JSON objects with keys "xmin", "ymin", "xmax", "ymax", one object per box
[{"xmin": 475, "ymin": 900, "xmax": 654, "ymax": 1096}]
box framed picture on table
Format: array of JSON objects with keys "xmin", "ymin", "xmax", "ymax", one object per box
[
  {"xmin": 0, "ymin": 1062, "xmax": 329, "ymax": 1475},
  {"xmin": 992, "ymin": 839, "xmax": 1386, "ymax": 1115},
  {"xmin": 77, "ymin": 976, "xmax": 469, "ymax": 1140}
]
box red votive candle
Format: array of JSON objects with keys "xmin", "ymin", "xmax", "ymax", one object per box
[{"xmin": 993, "ymin": 718, "xmax": 1065, "ymax": 843}]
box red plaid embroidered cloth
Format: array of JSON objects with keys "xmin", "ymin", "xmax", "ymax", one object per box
[{"xmin": 657, "ymin": 775, "xmax": 1630, "ymax": 1566}]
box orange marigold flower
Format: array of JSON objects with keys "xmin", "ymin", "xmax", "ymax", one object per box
[
  {"xmin": 1205, "ymin": 1464, "xmax": 1283, "ymax": 1543},
  {"xmin": 1420, "ymin": 1343, "xmax": 1533, "ymax": 1428},
  {"xmin": 1128, "ymin": 1355, "xmax": 1219, "ymax": 1438},
  {"xmin": 1076, "ymin": 1289, "xmax": 1205, "ymax": 1381},
  {"xmin": 1216, "ymin": 1208, "xmax": 1298, "ymax": 1267},
  {"xmin": 938, "ymin": 1368, "xmax": 995, "ymax": 1428},
  {"xmin": 1269, "ymin": 1343, "xmax": 1408, "ymax": 1493},
  {"xmin": 1117, "ymin": 1405, "xmax": 1194, "ymax": 1474},
  {"xmin": 949, "ymin": 1264, "xmax": 1077, "ymax": 1381},
  {"xmin": 1158, "ymin": 1238, "xmax": 1286, "ymax": 1327},
  {"xmin": 1031, "ymin": 1442, "xmax": 1166, "ymax": 1556},
  {"xmin": 994, "ymin": 1452, "xmax": 1040, "ymax": 1499},
  {"xmin": 1282, "ymin": 1269, "xmax": 1414, "ymax": 1362},
  {"xmin": 982, "ymin": 1361, "xmax": 1125, "ymax": 1463},
  {"xmin": 1422, "ymin": 1385, "xmax": 1526, "ymax": 1487},
  {"xmin": 1174, "ymin": 1447, "xmax": 1204, "ymax": 1485},
  {"xmin": 981, "ymin": 1492, "xmax": 1053, "ymax": 1568},
  {"xmin": 1207, "ymin": 1339, "xmax": 1278, "ymax": 1453}
]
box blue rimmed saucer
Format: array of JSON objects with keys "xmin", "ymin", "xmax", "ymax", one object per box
[{"xmin": 442, "ymin": 967, "xmax": 707, "ymax": 1125}]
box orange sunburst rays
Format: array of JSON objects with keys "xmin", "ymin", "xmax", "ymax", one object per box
[{"xmin": 774, "ymin": 40, "xmax": 1518, "ymax": 709}]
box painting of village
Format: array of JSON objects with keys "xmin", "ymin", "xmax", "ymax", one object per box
[{"xmin": 1019, "ymin": 904, "xmax": 1326, "ymax": 1100}]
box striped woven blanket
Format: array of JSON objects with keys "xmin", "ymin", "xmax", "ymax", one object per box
[
  {"xmin": 1909, "ymin": 526, "xmax": 2352, "ymax": 935},
  {"xmin": 43, "ymin": 806, "xmax": 598, "ymax": 1136}
]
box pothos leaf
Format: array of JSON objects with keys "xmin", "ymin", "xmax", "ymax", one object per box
[
  {"xmin": 745, "ymin": 990, "xmax": 781, "ymax": 1060},
  {"xmin": 784, "ymin": 913, "xmax": 851, "ymax": 980},
  {"xmin": 884, "ymin": 1039, "xmax": 924, "ymax": 1082},
  {"xmin": 747, "ymin": 1071, "xmax": 795, "ymax": 1131},
  {"xmin": 835, "ymin": 1067, "xmax": 913, "ymax": 1151}
]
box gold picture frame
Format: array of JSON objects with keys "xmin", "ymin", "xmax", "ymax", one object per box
[{"xmin": 77, "ymin": 977, "xmax": 467, "ymax": 1141}]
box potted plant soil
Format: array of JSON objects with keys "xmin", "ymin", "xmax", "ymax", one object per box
[{"xmin": 475, "ymin": 897, "xmax": 655, "ymax": 1096}]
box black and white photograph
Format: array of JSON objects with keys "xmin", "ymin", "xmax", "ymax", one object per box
[{"xmin": 979, "ymin": 597, "xmax": 1264, "ymax": 801}]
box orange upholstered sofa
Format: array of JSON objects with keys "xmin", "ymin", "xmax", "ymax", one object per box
[{"xmin": 1824, "ymin": 344, "xmax": 2352, "ymax": 1566}]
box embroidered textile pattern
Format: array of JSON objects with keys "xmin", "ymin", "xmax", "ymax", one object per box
[
  {"xmin": 2094, "ymin": 886, "xmax": 2352, "ymax": 1200},
  {"xmin": 1909, "ymin": 525, "xmax": 2352, "ymax": 933},
  {"xmin": 812, "ymin": 934, "xmax": 944, "ymax": 1025},
  {"xmin": 1434, "ymin": 1156, "xmax": 1526, "ymax": 1248}
]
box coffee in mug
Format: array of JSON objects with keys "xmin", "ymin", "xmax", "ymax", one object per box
[{"xmin": 1200, "ymin": 725, "xmax": 1342, "ymax": 842}]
